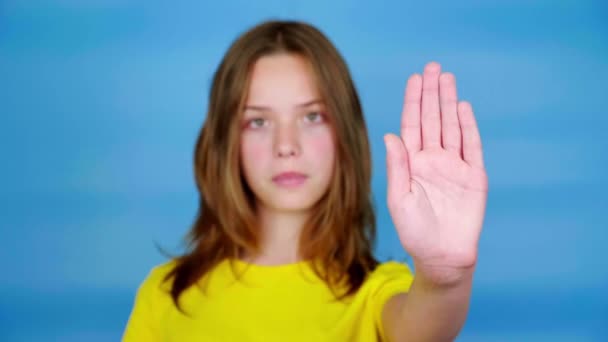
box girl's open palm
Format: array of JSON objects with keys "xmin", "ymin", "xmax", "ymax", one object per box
[{"xmin": 384, "ymin": 62, "xmax": 489, "ymax": 285}]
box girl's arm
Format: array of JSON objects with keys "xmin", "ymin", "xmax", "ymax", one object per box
[{"xmin": 382, "ymin": 61, "xmax": 488, "ymax": 341}]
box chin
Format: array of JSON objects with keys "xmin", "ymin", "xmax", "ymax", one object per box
[
  {"xmin": 269, "ymin": 200, "xmax": 316, "ymax": 212},
  {"xmin": 263, "ymin": 192, "xmax": 321, "ymax": 212}
]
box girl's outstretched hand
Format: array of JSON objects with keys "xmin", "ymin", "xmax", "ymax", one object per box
[{"xmin": 384, "ymin": 62, "xmax": 489, "ymax": 286}]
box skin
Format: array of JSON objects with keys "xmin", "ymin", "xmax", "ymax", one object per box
[{"xmin": 239, "ymin": 53, "xmax": 335, "ymax": 265}]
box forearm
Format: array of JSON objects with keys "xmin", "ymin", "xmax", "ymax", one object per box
[{"xmin": 396, "ymin": 266, "xmax": 475, "ymax": 342}]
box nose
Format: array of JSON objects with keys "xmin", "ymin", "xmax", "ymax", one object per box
[{"xmin": 274, "ymin": 122, "xmax": 301, "ymax": 158}]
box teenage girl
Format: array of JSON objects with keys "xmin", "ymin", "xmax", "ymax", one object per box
[{"xmin": 122, "ymin": 20, "xmax": 488, "ymax": 342}]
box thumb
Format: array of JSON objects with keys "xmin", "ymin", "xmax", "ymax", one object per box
[{"xmin": 384, "ymin": 133, "xmax": 411, "ymax": 195}]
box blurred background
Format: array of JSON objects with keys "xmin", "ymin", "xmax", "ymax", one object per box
[{"xmin": 1, "ymin": 0, "xmax": 607, "ymax": 341}]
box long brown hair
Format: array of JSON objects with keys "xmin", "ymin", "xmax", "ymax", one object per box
[{"xmin": 163, "ymin": 19, "xmax": 379, "ymax": 312}]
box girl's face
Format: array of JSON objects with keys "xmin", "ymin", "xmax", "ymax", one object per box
[{"xmin": 239, "ymin": 53, "xmax": 336, "ymax": 213}]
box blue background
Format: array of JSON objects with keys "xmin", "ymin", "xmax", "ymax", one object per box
[{"xmin": 1, "ymin": 0, "xmax": 607, "ymax": 341}]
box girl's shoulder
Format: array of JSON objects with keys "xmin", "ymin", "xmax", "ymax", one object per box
[
  {"xmin": 365, "ymin": 260, "xmax": 414, "ymax": 290},
  {"xmin": 147, "ymin": 259, "xmax": 179, "ymax": 281},
  {"xmin": 360, "ymin": 260, "xmax": 414, "ymax": 314},
  {"xmin": 363, "ymin": 260, "xmax": 415, "ymax": 341},
  {"xmin": 135, "ymin": 259, "xmax": 179, "ymax": 301},
  {"xmin": 371, "ymin": 260, "xmax": 413, "ymax": 277}
]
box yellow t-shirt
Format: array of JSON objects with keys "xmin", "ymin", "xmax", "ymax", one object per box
[{"xmin": 122, "ymin": 258, "xmax": 414, "ymax": 342}]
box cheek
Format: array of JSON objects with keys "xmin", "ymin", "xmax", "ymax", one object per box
[
  {"xmin": 307, "ymin": 130, "xmax": 336, "ymax": 167},
  {"xmin": 240, "ymin": 136, "xmax": 270, "ymax": 174}
]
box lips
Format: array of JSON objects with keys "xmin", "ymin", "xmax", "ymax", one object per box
[{"xmin": 272, "ymin": 172, "xmax": 308, "ymax": 187}]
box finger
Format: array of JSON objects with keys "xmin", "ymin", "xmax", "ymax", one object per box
[
  {"xmin": 384, "ymin": 133, "xmax": 411, "ymax": 196},
  {"xmin": 458, "ymin": 101, "xmax": 485, "ymax": 168},
  {"xmin": 439, "ymin": 72, "xmax": 461, "ymax": 155},
  {"xmin": 401, "ymin": 74, "xmax": 422, "ymax": 153},
  {"xmin": 421, "ymin": 62, "xmax": 442, "ymax": 149}
]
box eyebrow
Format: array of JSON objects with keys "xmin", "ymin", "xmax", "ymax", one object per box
[{"xmin": 244, "ymin": 99, "xmax": 324, "ymax": 112}]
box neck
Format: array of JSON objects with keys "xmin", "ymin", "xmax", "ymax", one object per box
[{"xmin": 244, "ymin": 204, "xmax": 310, "ymax": 265}]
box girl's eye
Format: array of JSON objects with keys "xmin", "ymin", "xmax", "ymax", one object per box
[
  {"xmin": 305, "ymin": 112, "xmax": 323, "ymax": 123},
  {"xmin": 248, "ymin": 118, "xmax": 266, "ymax": 128}
]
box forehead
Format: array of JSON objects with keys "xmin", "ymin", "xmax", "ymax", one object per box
[{"xmin": 245, "ymin": 53, "xmax": 321, "ymax": 106}]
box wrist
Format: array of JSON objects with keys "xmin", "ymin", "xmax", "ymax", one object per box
[{"xmin": 413, "ymin": 262, "xmax": 476, "ymax": 289}]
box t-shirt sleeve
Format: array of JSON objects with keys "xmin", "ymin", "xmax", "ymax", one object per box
[
  {"xmin": 369, "ymin": 261, "xmax": 415, "ymax": 342},
  {"xmin": 122, "ymin": 262, "xmax": 174, "ymax": 342}
]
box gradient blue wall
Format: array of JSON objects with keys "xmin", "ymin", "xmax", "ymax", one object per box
[{"xmin": 1, "ymin": 1, "xmax": 607, "ymax": 341}]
